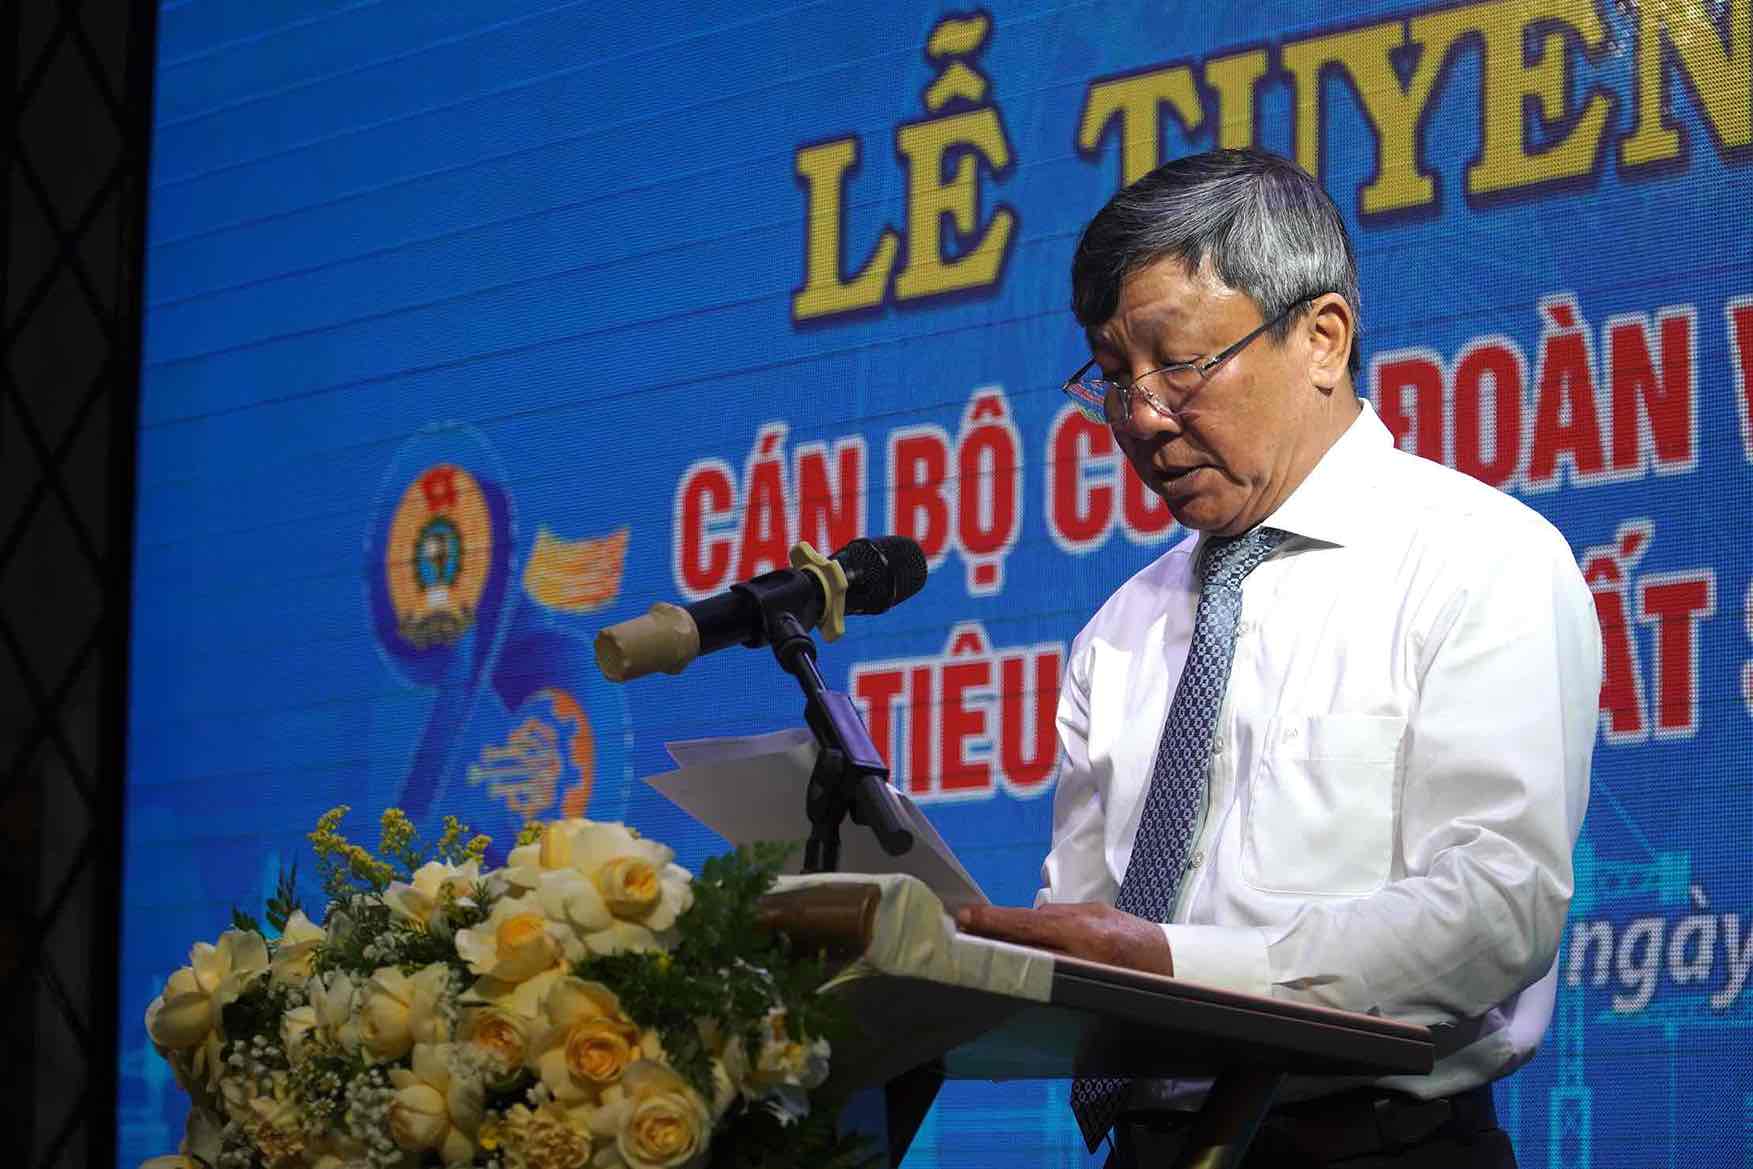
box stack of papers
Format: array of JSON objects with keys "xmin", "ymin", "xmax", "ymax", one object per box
[{"xmin": 648, "ymin": 728, "xmax": 988, "ymax": 912}]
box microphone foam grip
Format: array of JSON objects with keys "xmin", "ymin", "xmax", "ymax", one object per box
[
  {"xmin": 844, "ymin": 535, "xmax": 929, "ymax": 614},
  {"xmin": 594, "ymin": 602, "xmax": 701, "ymax": 682}
]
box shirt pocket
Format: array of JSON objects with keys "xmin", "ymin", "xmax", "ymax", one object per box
[{"xmin": 1241, "ymin": 713, "xmax": 1405, "ymax": 898}]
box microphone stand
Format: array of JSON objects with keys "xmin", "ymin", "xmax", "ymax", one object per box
[{"xmin": 763, "ymin": 609, "xmax": 914, "ymax": 873}]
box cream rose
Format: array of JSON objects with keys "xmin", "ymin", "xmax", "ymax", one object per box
[
  {"xmin": 146, "ymin": 929, "xmax": 269, "ymax": 1050},
  {"xmin": 358, "ymin": 963, "xmax": 453, "ymax": 1062},
  {"xmin": 458, "ymin": 1006, "xmax": 531, "ymax": 1088},
  {"xmin": 505, "ymin": 821, "xmax": 692, "ymax": 955},
  {"xmin": 528, "ymin": 868, "xmax": 617, "ymax": 959},
  {"xmin": 144, "ymin": 929, "xmax": 269, "ymax": 1090},
  {"xmin": 386, "ymin": 1043, "xmax": 484, "ymax": 1165},
  {"xmin": 594, "ymin": 855, "xmax": 663, "ymax": 918},
  {"xmin": 386, "ymin": 858, "xmax": 482, "ymax": 932},
  {"xmin": 458, "ymin": 873, "xmax": 627, "ymax": 1017},
  {"xmin": 606, "ymin": 1062, "xmax": 712, "ymax": 1169},
  {"xmin": 282, "ymin": 970, "xmax": 359, "ymax": 1062},
  {"xmin": 389, "ymin": 1082, "xmax": 447, "ymax": 1150},
  {"xmin": 502, "ymin": 819, "xmax": 579, "ymax": 888},
  {"xmin": 267, "ymin": 910, "xmax": 326, "ymax": 988},
  {"xmin": 532, "ymin": 977, "xmax": 660, "ymax": 1104},
  {"xmin": 456, "ymin": 893, "xmax": 565, "ymax": 983}
]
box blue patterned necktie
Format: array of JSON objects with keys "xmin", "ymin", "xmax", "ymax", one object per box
[{"xmin": 1070, "ymin": 524, "xmax": 1290, "ymax": 1151}]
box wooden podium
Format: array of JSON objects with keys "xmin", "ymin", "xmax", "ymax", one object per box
[{"xmin": 762, "ymin": 876, "xmax": 1434, "ymax": 1169}]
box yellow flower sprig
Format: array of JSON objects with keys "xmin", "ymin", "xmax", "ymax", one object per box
[
  {"xmin": 436, "ymin": 814, "xmax": 492, "ymax": 865},
  {"xmin": 309, "ymin": 805, "xmax": 398, "ymax": 896},
  {"xmin": 308, "ymin": 805, "xmax": 491, "ymax": 899},
  {"xmin": 378, "ymin": 807, "xmax": 418, "ymax": 871}
]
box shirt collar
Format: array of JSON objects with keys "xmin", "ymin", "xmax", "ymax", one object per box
[
  {"xmin": 1256, "ymin": 397, "xmax": 1391, "ymax": 549},
  {"xmin": 1170, "ymin": 398, "xmax": 1390, "ymax": 567}
]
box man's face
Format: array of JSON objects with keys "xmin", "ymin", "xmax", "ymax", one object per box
[{"xmin": 1087, "ymin": 257, "xmax": 1322, "ymax": 536}]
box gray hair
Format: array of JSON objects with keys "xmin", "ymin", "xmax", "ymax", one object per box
[{"xmin": 1070, "ymin": 148, "xmax": 1362, "ymax": 375}]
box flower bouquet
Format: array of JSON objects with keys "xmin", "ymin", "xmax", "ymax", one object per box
[{"xmin": 142, "ymin": 808, "xmax": 876, "ymax": 1169}]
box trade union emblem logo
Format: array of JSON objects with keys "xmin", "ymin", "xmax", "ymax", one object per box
[{"xmin": 384, "ymin": 464, "xmax": 494, "ymax": 649}]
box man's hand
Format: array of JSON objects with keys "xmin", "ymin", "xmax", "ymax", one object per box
[{"xmin": 954, "ymin": 902, "xmax": 1175, "ymax": 977}]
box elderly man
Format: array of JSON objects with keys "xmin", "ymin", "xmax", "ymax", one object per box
[{"xmin": 958, "ymin": 150, "xmax": 1601, "ymax": 1168}]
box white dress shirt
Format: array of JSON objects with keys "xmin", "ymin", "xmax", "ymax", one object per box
[{"xmin": 1037, "ymin": 400, "xmax": 1602, "ymax": 1104}]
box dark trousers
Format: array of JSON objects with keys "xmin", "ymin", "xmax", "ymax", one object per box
[{"xmin": 1106, "ymin": 1086, "xmax": 1515, "ymax": 1169}]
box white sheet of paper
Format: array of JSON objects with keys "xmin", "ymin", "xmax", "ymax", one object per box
[{"xmin": 650, "ymin": 729, "xmax": 989, "ymax": 912}]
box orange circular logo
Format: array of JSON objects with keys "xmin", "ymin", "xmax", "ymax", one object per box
[{"xmin": 384, "ymin": 464, "xmax": 493, "ymax": 650}]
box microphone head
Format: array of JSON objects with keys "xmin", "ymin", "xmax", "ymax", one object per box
[{"xmin": 836, "ymin": 536, "xmax": 929, "ymax": 615}]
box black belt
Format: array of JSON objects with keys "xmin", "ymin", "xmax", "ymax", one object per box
[{"xmin": 1119, "ymin": 1084, "xmax": 1498, "ymax": 1164}]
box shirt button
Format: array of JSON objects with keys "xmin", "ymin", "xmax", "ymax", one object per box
[
  {"xmin": 1190, "ymin": 850, "xmax": 1206, "ymax": 869},
  {"xmin": 1237, "ymin": 620, "xmax": 1255, "ymax": 636},
  {"xmin": 1211, "ymin": 737, "xmax": 1226, "ymax": 755},
  {"xmin": 1284, "ymin": 726, "xmax": 1300, "ymax": 742}
]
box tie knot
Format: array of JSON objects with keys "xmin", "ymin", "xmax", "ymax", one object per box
[{"xmin": 1200, "ymin": 526, "xmax": 1288, "ymax": 588}]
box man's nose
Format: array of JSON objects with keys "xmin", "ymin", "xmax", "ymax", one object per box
[{"xmin": 1112, "ymin": 383, "xmax": 1182, "ymax": 440}]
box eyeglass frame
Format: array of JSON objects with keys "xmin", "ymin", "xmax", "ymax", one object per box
[{"xmin": 1060, "ymin": 295, "xmax": 1318, "ymax": 427}]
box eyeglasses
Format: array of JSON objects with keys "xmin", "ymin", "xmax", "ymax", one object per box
[{"xmin": 1060, "ymin": 297, "xmax": 1312, "ymax": 428}]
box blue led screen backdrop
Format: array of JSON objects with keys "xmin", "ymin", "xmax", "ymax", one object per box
[{"xmin": 122, "ymin": 2, "xmax": 1753, "ymax": 1165}]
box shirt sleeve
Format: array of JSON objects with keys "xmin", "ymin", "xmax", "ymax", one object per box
[
  {"xmin": 1257, "ymin": 527, "xmax": 1601, "ymax": 1023},
  {"xmin": 1034, "ymin": 632, "xmax": 1118, "ymax": 908},
  {"xmin": 1161, "ymin": 922, "xmax": 1273, "ymax": 993}
]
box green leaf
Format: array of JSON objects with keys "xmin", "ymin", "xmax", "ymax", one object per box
[
  {"xmin": 265, "ymin": 860, "xmax": 303, "ymax": 934},
  {"xmin": 218, "ymin": 979, "xmax": 279, "ymax": 1047},
  {"xmin": 230, "ymin": 906, "xmax": 262, "ymax": 934}
]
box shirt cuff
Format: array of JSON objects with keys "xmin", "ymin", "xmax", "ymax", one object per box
[{"xmin": 1160, "ymin": 923, "xmax": 1273, "ymax": 997}]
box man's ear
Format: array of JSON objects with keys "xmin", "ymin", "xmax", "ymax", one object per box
[{"xmin": 1305, "ymin": 293, "xmax": 1354, "ymax": 392}]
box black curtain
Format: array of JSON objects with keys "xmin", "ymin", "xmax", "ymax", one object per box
[{"xmin": 2, "ymin": 1, "xmax": 156, "ymax": 1164}]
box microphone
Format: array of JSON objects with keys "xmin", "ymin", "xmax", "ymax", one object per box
[{"xmin": 595, "ymin": 536, "xmax": 928, "ymax": 682}]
